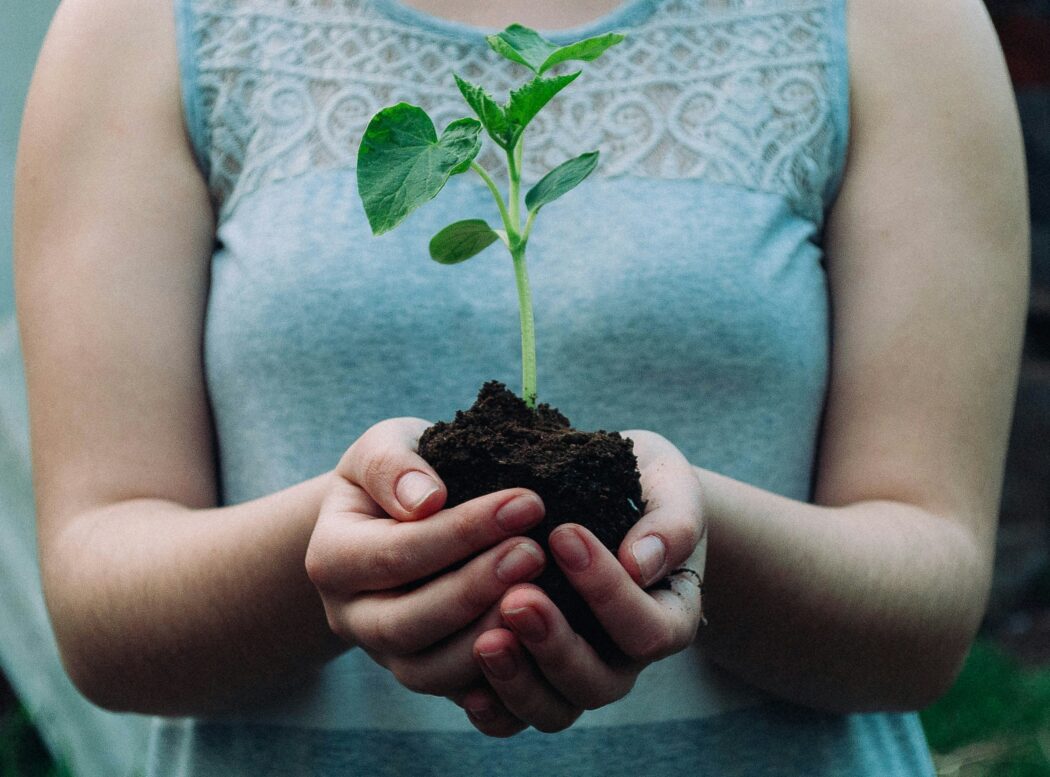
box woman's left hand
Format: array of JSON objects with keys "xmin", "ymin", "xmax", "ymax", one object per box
[{"xmin": 456, "ymin": 430, "xmax": 707, "ymax": 736}]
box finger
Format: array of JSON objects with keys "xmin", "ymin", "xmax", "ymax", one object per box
[
  {"xmin": 550, "ymin": 525, "xmax": 701, "ymax": 663},
  {"xmin": 378, "ymin": 606, "xmax": 502, "ymax": 697},
  {"xmin": 338, "ymin": 417, "xmax": 447, "ymax": 521},
  {"xmin": 310, "ymin": 488, "xmax": 545, "ymax": 593},
  {"xmin": 619, "ymin": 430, "xmax": 705, "ymax": 588},
  {"xmin": 454, "ymin": 686, "xmax": 528, "ymax": 738},
  {"xmin": 473, "ymin": 629, "xmax": 582, "ymax": 733},
  {"xmin": 340, "ymin": 538, "xmax": 546, "ymax": 655},
  {"xmin": 499, "ymin": 585, "xmax": 637, "ymax": 709}
]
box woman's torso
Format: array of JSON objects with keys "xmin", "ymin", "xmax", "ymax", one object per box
[{"xmin": 151, "ymin": 0, "xmax": 936, "ymax": 773}]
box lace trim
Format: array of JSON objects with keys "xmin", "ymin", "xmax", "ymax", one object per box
[{"xmin": 186, "ymin": 0, "xmax": 844, "ymax": 223}]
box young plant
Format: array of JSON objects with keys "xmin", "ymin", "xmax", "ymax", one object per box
[{"xmin": 356, "ymin": 24, "xmax": 624, "ymax": 408}]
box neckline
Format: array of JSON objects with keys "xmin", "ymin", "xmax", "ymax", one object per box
[{"xmin": 369, "ymin": 0, "xmax": 656, "ymax": 43}]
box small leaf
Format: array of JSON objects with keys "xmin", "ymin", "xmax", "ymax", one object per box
[
  {"xmin": 454, "ymin": 75, "xmax": 514, "ymax": 148},
  {"xmin": 525, "ymin": 151, "xmax": 600, "ymax": 213},
  {"xmin": 486, "ymin": 25, "xmax": 626, "ymax": 75},
  {"xmin": 538, "ymin": 33, "xmax": 625, "ymax": 74},
  {"xmin": 429, "ymin": 219, "xmax": 500, "ymax": 264},
  {"xmin": 505, "ymin": 72, "xmax": 580, "ymax": 133},
  {"xmin": 357, "ymin": 104, "xmax": 482, "ymax": 235},
  {"xmin": 486, "ymin": 24, "xmax": 559, "ymax": 73}
]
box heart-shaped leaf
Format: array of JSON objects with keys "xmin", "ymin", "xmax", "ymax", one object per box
[
  {"xmin": 357, "ymin": 104, "xmax": 482, "ymax": 235},
  {"xmin": 487, "ymin": 24, "xmax": 625, "ymax": 74},
  {"xmin": 429, "ymin": 219, "xmax": 500, "ymax": 264},
  {"xmin": 505, "ymin": 72, "xmax": 580, "ymax": 133},
  {"xmin": 525, "ymin": 151, "xmax": 600, "ymax": 214}
]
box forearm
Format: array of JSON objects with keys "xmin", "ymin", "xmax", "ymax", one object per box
[
  {"xmin": 41, "ymin": 472, "xmax": 345, "ymax": 715},
  {"xmin": 694, "ymin": 467, "xmax": 992, "ymax": 713}
]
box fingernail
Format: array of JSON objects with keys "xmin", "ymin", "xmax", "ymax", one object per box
[
  {"xmin": 632, "ymin": 535, "xmax": 666, "ymax": 587},
  {"xmin": 504, "ymin": 606, "xmax": 548, "ymax": 642},
  {"xmin": 395, "ymin": 471, "xmax": 439, "ymax": 512},
  {"xmin": 551, "ymin": 527, "xmax": 591, "ymax": 572},
  {"xmin": 495, "ymin": 494, "xmax": 544, "ymax": 533},
  {"xmin": 479, "ymin": 649, "xmax": 517, "ymax": 681},
  {"xmin": 496, "ymin": 543, "xmax": 544, "ymax": 584}
]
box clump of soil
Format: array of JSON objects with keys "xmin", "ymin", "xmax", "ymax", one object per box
[{"xmin": 418, "ymin": 381, "xmax": 644, "ymax": 659}]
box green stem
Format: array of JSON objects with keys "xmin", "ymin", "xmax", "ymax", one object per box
[
  {"xmin": 502, "ymin": 136, "xmax": 535, "ymax": 405},
  {"xmin": 511, "ymin": 242, "xmax": 537, "ymax": 407},
  {"xmin": 470, "ymin": 162, "xmax": 512, "ymax": 234},
  {"xmin": 507, "ymin": 139, "xmax": 522, "ymax": 234},
  {"xmin": 522, "ymin": 209, "xmax": 537, "ymax": 243}
]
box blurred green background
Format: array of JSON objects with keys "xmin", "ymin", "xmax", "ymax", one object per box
[{"xmin": 2, "ymin": 1, "xmax": 1049, "ymax": 774}]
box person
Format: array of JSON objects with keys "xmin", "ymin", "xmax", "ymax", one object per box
[{"xmin": 13, "ymin": 0, "xmax": 1028, "ymax": 773}]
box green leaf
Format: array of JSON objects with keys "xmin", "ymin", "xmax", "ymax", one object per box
[
  {"xmin": 429, "ymin": 219, "xmax": 500, "ymax": 264},
  {"xmin": 486, "ymin": 24, "xmax": 626, "ymax": 74},
  {"xmin": 357, "ymin": 104, "xmax": 482, "ymax": 235},
  {"xmin": 505, "ymin": 72, "xmax": 580, "ymax": 134},
  {"xmin": 525, "ymin": 151, "xmax": 600, "ymax": 213},
  {"xmin": 486, "ymin": 25, "xmax": 559, "ymax": 73},
  {"xmin": 538, "ymin": 32, "xmax": 625, "ymax": 74},
  {"xmin": 454, "ymin": 75, "xmax": 515, "ymax": 149}
]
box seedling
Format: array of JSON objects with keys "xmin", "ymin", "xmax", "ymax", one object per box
[{"xmin": 356, "ymin": 24, "xmax": 624, "ymax": 408}]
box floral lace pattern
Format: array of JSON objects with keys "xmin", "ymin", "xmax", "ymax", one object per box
[{"xmin": 185, "ymin": 0, "xmax": 845, "ymax": 223}]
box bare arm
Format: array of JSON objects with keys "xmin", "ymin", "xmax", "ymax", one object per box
[
  {"xmin": 16, "ymin": 0, "xmax": 554, "ymax": 717},
  {"xmin": 696, "ymin": 0, "xmax": 1029, "ymax": 711},
  {"xmin": 14, "ymin": 0, "xmax": 343, "ymax": 713}
]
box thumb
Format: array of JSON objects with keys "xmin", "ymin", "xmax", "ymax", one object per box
[{"xmin": 338, "ymin": 417, "xmax": 447, "ymax": 521}]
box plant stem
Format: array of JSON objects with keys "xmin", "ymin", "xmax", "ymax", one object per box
[
  {"xmin": 475, "ymin": 137, "xmax": 537, "ymax": 406},
  {"xmin": 470, "ymin": 162, "xmax": 512, "ymax": 234},
  {"xmin": 511, "ymin": 241, "xmax": 537, "ymax": 407},
  {"xmin": 522, "ymin": 209, "xmax": 537, "ymax": 243},
  {"xmin": 507, "ymin": 138, "xmax": 535, "ymax": 405},
  {"xmin": 507, "ymin": 139, "xmax": 522, "ymax": 234}
]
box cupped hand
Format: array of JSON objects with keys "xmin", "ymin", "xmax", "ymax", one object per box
[
  {"xmin": 461, "ymin": 429, "xmax": 706, "ymax": 736},
  {"xmin": 304, "ymin": 417, "xmax": 549, "ymax": 698}
]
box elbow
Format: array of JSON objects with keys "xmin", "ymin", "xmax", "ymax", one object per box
[
  {"xmin": 875, "ymin": 637, "xmax": 973, "ymax": 713},
  {"xmin": 41, "ymin": 557, "xmax": 139, "ymax": 713},
  {"xmin": 895, "ymin": 608, "xmax": 984, "ymax": 712},
  {"xmin": 44, "ymin": 587, "xmax": 140, "ymax": 713},
  {"xmin": 57, "ymin": 640, "xmax": 137, "ymax": 714},
  {"xmin": 861, "ymin": 538, "xmax": 992, "ymax": 713}
]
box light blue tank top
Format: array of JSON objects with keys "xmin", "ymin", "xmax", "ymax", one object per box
[{"xmin": 156, "ymin": 0, "xmax": 937, "ymax": 773}]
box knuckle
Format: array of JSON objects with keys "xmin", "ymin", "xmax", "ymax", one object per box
[
  {"xmin": 304, "ymin": 541, "xmax": 342, "ymax": 593},
  {"xmin": 625, "ymin": 619, "xmax": 676, "ymax": 663},
  {"xmin": 369, "ymin": 541, "xmax": 415, "ymax": 587},
  {"xmin": 669, "ymin": 520, "xmax": 703, "ymax": 562},
  {"xmin": 359, "ymin": 606, "xmax": 410, "ymax": 656},
  {"xmin": 362, "ymin": 447, "xmax": 400, "ymax": 494},
  {"xmin": 584, "ymin": 574, "xmax": 625, "ymax": 612},
  {"xmin": 389, "ymin": 660, "xmax": 438, "ymax": 696},
  {"xmin": 532, "ymin": 709, "xmax": 581, "ymax": 734},
  {"xmin": 586, "ymin": 675, "xmax": 637, "ymax": 710},
  {"xmin": 323, "ymin": 606, "xmax": 354, "ymax": 644},
  {"xmin": 341, "ymin": 426, "xmax": 382, "ymax": 479},
  {"xmin": 450, "ymin": 505, "xmax": 483, "ymax": 547},
  {"xmin": 457, "ymin": 579, "xmax": 495, "ymax": 621},
  {"xmin": 303, "ymin": 545, "xmax": 329, "ymax": 589}
]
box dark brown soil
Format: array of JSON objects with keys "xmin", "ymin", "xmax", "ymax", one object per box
[{"xmin": 418, "ymin": 381, "xmax": 644, "ymax": 659}]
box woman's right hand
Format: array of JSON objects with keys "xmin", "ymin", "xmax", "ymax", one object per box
[{"xmin": 305, "ymin": 418, "xmax": 548, "ymax": 700}]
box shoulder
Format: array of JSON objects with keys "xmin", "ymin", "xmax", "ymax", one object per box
[
  {"xmin": 845, "ymin": 0, "xmax": 1016, "ymax": 135},
  {"xmin": 19, "ymin": 0, "xmax": 195, "ymax": 207},
  {"xmin": 30, "ymin": 0, "xmax": 183, "ymax": 125},
  {"xmin": 833, "ymin": 0, "xmax": 1026, "ymax": 248}
]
